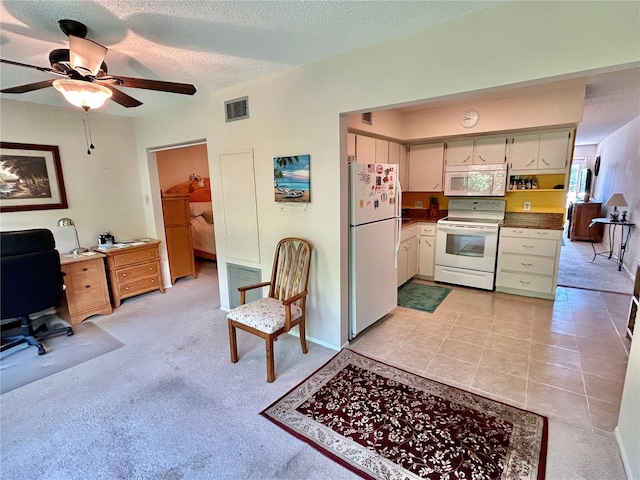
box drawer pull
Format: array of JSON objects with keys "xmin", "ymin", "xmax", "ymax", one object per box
[
  {"xmin": 521, "ymin": 263, "xmax": 533, "ymax": 267},
  {"xmin": 82, "ymin": 267, "xmax": 88, "ymax": 271},
  {"xmin": 522, "ymin": 244, "xmax": 534, "ymax": 249},
  {"xmin": 519, "ymin": 280, "xmax": 531, "ymax": 286},
  {"xmin": 122, "ymin": 273, "xmax": 127, "ymax": 277},
  {"xmin": 125, "ymin": 287, "xmax": 129, "ymax": 291},
  {"xmin": 151, "ymin": 280, "xmax": 155, "ymax": 283},
  {"xmin": 85, "ymin": 285, "xmax": 91, "ymax": 289},
  {"xmin": 149, "ymin": 267, "xmax": 153, "ymax": 271}
]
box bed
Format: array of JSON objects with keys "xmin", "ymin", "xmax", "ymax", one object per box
[{"xmin": 163, "ymin": 178, "xmax": 216, "ymax": 260}]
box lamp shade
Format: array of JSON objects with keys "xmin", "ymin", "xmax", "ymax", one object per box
[
  {"xmin": 57, "ymin": 217, "xmax": 76, "ymax": 227},
  {"xmin": 53, "ymin": 79, "xmax": 112, "ymax": 110},
  {"xmin": 605, "ymin": 193, "xmax": 628, "ymax": 207}
]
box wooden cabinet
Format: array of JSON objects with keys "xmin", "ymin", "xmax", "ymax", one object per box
[
  {"xmin": 508, "ymin": 129, "xmax": 572, "ymax": 173},
  {"xmin": 59, "ymin": 253, "xmax": 112, "ymax": 325},
  {"xmin": 162, "ymin": 193, "xmax": 197, "ymax": 284},
  {"xmin": 445, "ymin": 135, "xmax": 507, "ymax": 166},
  {"xmin": 375, "ymin": 138, "xmax": 389, "ymax": 163},
  {"xmin": 496, "ymin": 228, "xmax": 562, "ymax": 299},
  {"xmin": 398, "ymin": 225, "xmax": 418, "ymax": 286},
  {"xmin": 98, "ymin": 241, "xmax": 165, "ymax": 307},
  {"xmin": 417, "ymin": 223, "xmax": 437, "ymax": 279},
  {"xmin": 570, "ymin": 202, "xmax": 603, "ymax": 242},
  {"xmin": 388, "ymin": 141, "xmax": 408, "ymax": 190},
  {"xmin": 408, "ymin": 143, "xmax": 444, "ymax": 191}
]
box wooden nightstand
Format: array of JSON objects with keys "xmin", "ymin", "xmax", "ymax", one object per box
[
  {"xmin": 96, "ymin": 240, "xmax": 165, "ymax": 307},
  {"xmin": 59, "ymin": 252, "xmax": 113, "ymax": 325}
]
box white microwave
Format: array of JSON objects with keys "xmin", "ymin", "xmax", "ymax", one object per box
[{"xmin": 444, "ymin": 164, "xmax": 508, "ymax": 197}]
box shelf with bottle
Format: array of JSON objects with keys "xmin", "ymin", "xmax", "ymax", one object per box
[{"xmin": 508, "ymin": 173, "xmax": 565, "ymax": 192}]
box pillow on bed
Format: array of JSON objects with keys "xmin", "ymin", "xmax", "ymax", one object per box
[{"xmin": 189, "ymin": 202, "xmax": 212, "ymax": 218}]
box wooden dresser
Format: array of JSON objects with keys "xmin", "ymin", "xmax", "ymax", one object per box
[
  {"xmin": 97, "ymin": 240, "xmax": 165, "ymax": 307},
  {"xmin": 570, "ymin": 202, "xmax": 603, "ymax": 242},
  {"xmin": 162, "ymin": 193, "xmax": 196, "ymax": 284},
  {"xmin": 59, "ymin": 253, "xmax": 113, "ymax": 325}
]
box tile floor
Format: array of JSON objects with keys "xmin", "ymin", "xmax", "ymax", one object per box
[{"xmin": 349, "ymin": 280, "xmax": 632, "ymax": 435}]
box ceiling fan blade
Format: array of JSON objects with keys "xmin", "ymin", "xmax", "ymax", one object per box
[
  {"xmin": 1, "ymin": 79, "xmax": 56, "ymax": 94},
  {"xmin": 104, "ymin": 85, "xmax": 143, "ymax": 108},
  {"xmin": 111, "ymin": 76, "xmax": 196, "ymax": 95},
  {"xmin": 1, "ymin": 58, "xmax": 56, "ymax": 74}
]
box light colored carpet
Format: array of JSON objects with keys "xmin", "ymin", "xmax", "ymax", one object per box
[
  {"xmin": 557, "ymin": 233, "xmax": 634, "ymax": 294},
  {"xmin": 0, "ymin": 319, "xmax": 124, "ymax": 394},
  {"xmin": 0, "ymin": 260, "xmax": 628, "ymax": 480}
]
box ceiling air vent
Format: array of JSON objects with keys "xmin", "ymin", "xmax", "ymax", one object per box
[
  {"xmin": 361, "ymin": 112, "xmax": 372, "ymax": 125},
  {"xmin": 225, "ymin": 96, "xmax": 249, "ymax": 122}
]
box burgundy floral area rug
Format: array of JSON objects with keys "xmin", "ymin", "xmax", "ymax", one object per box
[{"xmin": 261, "ymin": 349, "xmax": 547, "ymax": 480}]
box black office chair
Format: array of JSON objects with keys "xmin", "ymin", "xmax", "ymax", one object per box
[{"xmin": 1, "ymin": 229, "xmax": 73, "ymax": 356}]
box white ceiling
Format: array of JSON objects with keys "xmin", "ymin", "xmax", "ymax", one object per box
[{"xmin": 1, "ymin": 1, "xmax": 638, "ymax": 145}]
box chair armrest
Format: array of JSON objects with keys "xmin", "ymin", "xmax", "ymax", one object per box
[
  {"xmin": 282, "ymin": 290, "xmax": 308, "ymax": 306},
  {"xmin": 238, "ymin": 281, "xmax": 271, "ymax": 305},
  {"xmin": 237, "ymin": 281, "xmax": 270, "ymax": 292}
]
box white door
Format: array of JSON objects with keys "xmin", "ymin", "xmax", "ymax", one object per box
[{"xmin": 350, "ymin": 218, "xmax": 398, "ymax": 338}]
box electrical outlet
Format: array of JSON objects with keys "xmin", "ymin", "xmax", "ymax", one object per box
[
  {"xmin": 415, "ymin": 201, "xmax": 423, "ymax": 208},
  {"xmin": 523, "ymin": 201, "xmax": 531, "ymax": 211}
]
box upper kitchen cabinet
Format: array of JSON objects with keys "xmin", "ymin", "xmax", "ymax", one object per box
[
  {"xmin": 347, "ymin": 133, "xmax": 356, "ymax": 162},
  {"xmin": 408, "ymin": 143, "xmax": 444, "ymax": 192},
  {"xmin": 375, "ymin": 139, "xmax": 389, "ymax": 163},
  {"xmin": 508, "ymin": 129, "xmax": 573, "ymax": 174},
  {"xmin": 355, "ymin": 135, "xmax": 376, "ymax": 163},
  {"xmin": 388, "ymin": 141, "xmax": 408, "ymax": 191},
  {"xmin": 445, "ymin": 135, "xmax": 507, "ymax": 166}
]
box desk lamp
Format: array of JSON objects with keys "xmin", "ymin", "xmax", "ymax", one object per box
[
  {"xmin": 57, "ymin": 218, "xmax": 88, "ymax": 254},
  {"xmin": 605, "ymin": 193, "xmax": 628, "ymax": 222}
]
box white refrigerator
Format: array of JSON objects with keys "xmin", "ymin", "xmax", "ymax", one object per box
[{"xmin": 349, "ymin": 162, "xmax": 401, "ymax": 339}]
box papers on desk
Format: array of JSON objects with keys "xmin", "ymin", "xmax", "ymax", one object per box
[{"xmin": 95, "ymin": 241, "xmax": 146, "ymax": 251}]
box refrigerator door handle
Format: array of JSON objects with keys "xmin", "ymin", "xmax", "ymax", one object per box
[
  {"xmin": 394, "ymin": 217, "xmax": 401, "ymax": 269},
  {"xmin": 395, "ymin": 172, "xmax": 403, "ymax": 219}
]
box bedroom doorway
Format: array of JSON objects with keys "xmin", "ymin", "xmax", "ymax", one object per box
[{"xmin": 153, "ymin": 141, "xmax": 217, "ymax": 285}]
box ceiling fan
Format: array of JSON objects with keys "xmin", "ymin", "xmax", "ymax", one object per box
[{"xmin": 0, "ymin": 19, "xmax": 197, "ymax": 110}]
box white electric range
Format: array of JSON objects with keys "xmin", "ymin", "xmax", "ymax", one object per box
[{"xmin": 435, "ymin": 199, "xmax": 505, "ymax": 290}]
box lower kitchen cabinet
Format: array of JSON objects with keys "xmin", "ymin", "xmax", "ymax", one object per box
[
  {"xmin": 496, "ymin": 227, "xmax": 562, "ymax": 299},
  {"xmin": 398, "ymin": 224, "xmax": 418, "ymax": 286},
  {"xmin": 417, "ymin": 224, "xmax": 436, "ymax": 279}
]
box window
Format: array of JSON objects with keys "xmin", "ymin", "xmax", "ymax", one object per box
[{"xmin": 567, "ymin": 157, "xmax": 588, "ymax": 206}]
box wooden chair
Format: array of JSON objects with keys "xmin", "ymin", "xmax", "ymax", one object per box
[{"xmin": 227, "ymin": 238, "xmax": 311, "ymax": 382}]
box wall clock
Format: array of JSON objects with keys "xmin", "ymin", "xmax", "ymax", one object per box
[{"xmin": 461, "ymin": 109, "xmax": 479, "ymax": 128}]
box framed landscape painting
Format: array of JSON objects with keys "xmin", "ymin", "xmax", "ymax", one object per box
[
  {"xmin": 0, "ymin": 142, "xmax": 68, "ymax": 212},
  {"xmin": 274, "ymin": 154, "xmax": 310, "ymax": 203}
]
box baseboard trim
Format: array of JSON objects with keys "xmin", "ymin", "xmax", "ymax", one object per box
[{"xmin": 615, "ymin": 426, "xmax": 634, "ymax": 480}]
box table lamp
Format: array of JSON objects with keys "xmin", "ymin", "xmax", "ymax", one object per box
[
  {"xmin": 605, "ymin": 193, "xmax": 628, "ymax": 222},
  {"xmin": 57, "ymin": 217, "xmax": 88, "ymax": 254}
]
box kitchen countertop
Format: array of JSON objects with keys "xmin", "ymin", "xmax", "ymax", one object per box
[
  {"xmin": 401, "ymin": 208, "xmax": 447, "ymax": 227},
  {"xmin": 502, "ymin": 212, "xmax": 565, "ymax": 230}
]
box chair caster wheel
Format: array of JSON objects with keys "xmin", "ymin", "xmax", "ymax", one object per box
[{"xmin": 37, "ymin": 345, "xmax": 46, "ymax": 355}]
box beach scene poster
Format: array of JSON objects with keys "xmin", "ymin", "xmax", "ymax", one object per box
[{"xmin": 274, "ymin": 155, "xmax": 310, "ymax": 203}]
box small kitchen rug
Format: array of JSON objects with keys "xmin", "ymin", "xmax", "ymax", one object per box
[
  {"xmin": 397, "ymin": 281, "xmax": 451, "ymax": 313},
  {"xmin": 261, "ymin": 349, "xmax": 548, "ymax": 480}
]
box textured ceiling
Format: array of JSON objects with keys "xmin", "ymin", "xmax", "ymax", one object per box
[{"xmin": 1, "ymin": 1, "xmax": 638, "ymax": 145}]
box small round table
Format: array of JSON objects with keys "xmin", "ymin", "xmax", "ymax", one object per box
[{"xmin": 588, "ymin": 217, "xmax": 635, "ymax": 271}]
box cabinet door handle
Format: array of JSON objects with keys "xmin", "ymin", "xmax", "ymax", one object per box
[
  {"xmin": 478, "ymin": 155, "xmax": 486, "ymax": 162},
  {"xmin": 527, "ymin": 159, "xmax": 535, "ymax": 166},
  {"xmin": 463, "ymin": 156, "xmax": 470, "ymax": 163},
  {"xmin": 433, "ymin": 182, "xmax": 440, "ymax": 189},
  {"xmin": 541, "ymin": 158, "xmax": 550, "ymax": 166}
]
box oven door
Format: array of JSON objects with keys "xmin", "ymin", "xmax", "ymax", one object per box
[{"xmin": 435, "ymin": 224, "xmax": 499, "ymax": 273}]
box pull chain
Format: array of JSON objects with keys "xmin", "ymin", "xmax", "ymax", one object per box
[{"xmin": 82, "ymin": 107, "xmax": 95, "ymax": 155}]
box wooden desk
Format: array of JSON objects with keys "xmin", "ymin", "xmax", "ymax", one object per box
[
  {"xmin": 94, "ymin": 240, "xmax": 165, "ymax": 307},
  {"xmin": 588, "ymin": 218, "xmax": 635, "ymax": 271},
  {"xmin": 59, "ymin": 252, "xmax": 113, "ymax": 325}
]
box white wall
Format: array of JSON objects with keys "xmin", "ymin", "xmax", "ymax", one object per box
[
  {"xmin": 131, "ymin": 1, "xmax": 640, "ymax": 349},
  {"xmin": 0, "ymin": 100, "xmax": 145, "ymax": 253},
  {"xmin": 593, "ymin": 116, "xmax": 640, "ymax": 273}
]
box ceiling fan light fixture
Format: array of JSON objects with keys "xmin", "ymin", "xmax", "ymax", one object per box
[
  {"xmin": 69, "ymin": 35, "xmax": 107, "ymax": 76},
  {"xmin": 53, "ymin": 79, "xmax": 112, "ymax": 109}
]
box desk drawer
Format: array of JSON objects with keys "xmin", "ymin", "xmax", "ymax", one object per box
[
  {"xmin": 115, "ymin": 262, "xmax": 159, "ymax": 284},
  {"xmin": 112, "ymin": 247, "xmax": 158, "ymax": 267},
  {"xmin": 499, "ymin": 236, "xmax": 558, "ymax": 257},
  {"xmin": 118, "ymin": 276, "xmax": 161, "ymax": 297}
]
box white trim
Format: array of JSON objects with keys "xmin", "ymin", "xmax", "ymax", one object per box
[{"xmin": 615, "ymin": 426, "xmax": 634, "ymax": 480}]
